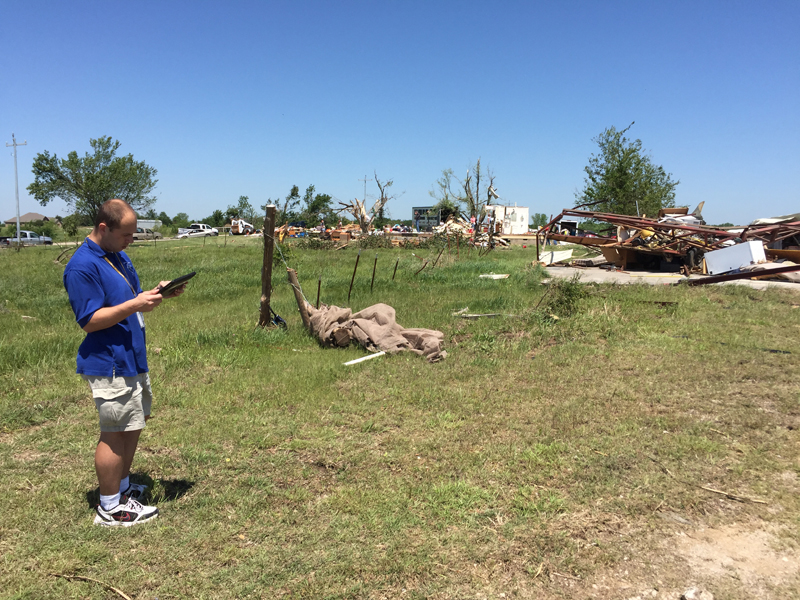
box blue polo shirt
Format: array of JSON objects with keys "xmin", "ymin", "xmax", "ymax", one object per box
[{"xmin": 64, "ymin": 238, "xmax": 148, "ymax": 377}]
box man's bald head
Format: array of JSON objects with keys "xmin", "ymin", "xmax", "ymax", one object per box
[{"xmin": 94, "ymin": 199, "xmax": 136, "ymax": 231}]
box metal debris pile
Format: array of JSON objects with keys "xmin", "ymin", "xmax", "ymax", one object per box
[{"xmin": 542, "ymin": 206, "xmax": 800, "ymax": 284}]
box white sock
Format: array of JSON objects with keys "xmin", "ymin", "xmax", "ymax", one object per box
[
  {"xmin": 100, "ymin": 492, "xmax": 121, "ymax": 511},
  {"xmin": 119, "ymin": 475, "xmax": 130, "ymax": 494}
]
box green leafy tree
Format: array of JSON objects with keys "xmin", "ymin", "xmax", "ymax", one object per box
[
  {"xmin": 429, "ymin": 168, "xmax": 464, "ymax": 222},
  {"xmin": 279, "ymin": 185, "xmax": 301, "ymax": 224},
  {"xmin": 62, "ymin": 215, "xmax": 80, "ymax": 239},
  {"xmin": 530, "ymin": 213, "xmax": 548, "ymax": 229},
  {"xmin": 173, "ymin": 212, "xmax": 191, "ymax": 228},
  {"xmin": 224, "ymin": 195, "xmax": 260, "ymax": 226},
  {"xmin": 204, "ymin": 209, "xmax": 225, "ymax": 227},
  {"xmin": 27, "ymin": 136, "xmax": 158, "ymax": 222},
  {"xmin": 299, "ymin": 185, "xmax": 334, "ymax": 225},
  {"xmin": 158, "ymin": 211, "xmax": 172, "ymax": 226},
  {"xmin": 235, "ymin": 196, "xmax": 256, "ymax": 222},
  {"xmin": 576, "ymin": 123, "xmax": 678, "ymax": 217}
]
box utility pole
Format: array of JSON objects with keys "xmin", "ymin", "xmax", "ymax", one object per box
[
  {"xmin": 358, "ymin": 174, "xmax": 371, "ymax": 203},
  {"xmin": 6, "ymin": 133, "xmax": 27, "ymax": 247}
]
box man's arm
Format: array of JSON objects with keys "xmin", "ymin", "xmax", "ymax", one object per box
[{"xmin": 82, "ymin": 291, "xmax": 164, "ymax": 333}]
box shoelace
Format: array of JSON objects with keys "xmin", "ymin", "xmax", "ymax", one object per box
[{"xmin": 124, "ymin": 496, "xmax": 147, "ymax": 512}]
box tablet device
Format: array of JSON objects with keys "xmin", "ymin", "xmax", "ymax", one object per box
[{"xmin": 158, "ymin": 271, "xmax": 196, "ymax": 296}]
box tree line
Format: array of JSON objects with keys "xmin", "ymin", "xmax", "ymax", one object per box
[{"xmin": 25, "ymin": 126, "xmax": 679, "ymax": 232}]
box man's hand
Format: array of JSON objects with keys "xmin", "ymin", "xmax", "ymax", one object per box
[
  {"xmin": 83, "ymin": 291, "xmax": 162, "ymax": 332},
  {"xmin": 135, "ymin": 290, "xmax": 164, "ymax": 312},
  {"xmin": 154, "ymin": 281, "xmax": 187, "ymax": 299}
]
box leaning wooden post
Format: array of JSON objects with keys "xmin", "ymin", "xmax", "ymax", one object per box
[
  {"xmin": 370, "ymin": 253, "xmax": 378, "ymax": 292},
  {"xmin": 392, "ymin": 258, "xmax": 399, "ymax": 281},
  {"xmin": 287, "ymin": 268, "xmax": 311, "ymax": 329},
  {"xmin": 432, "ymin": 245, "xmax": 445, "ymax": 268},
  {"xmin": 258, "ymin": 205, "xmax": 277, "ymax": 327},
  {"xmin": 348, "ymin": 249, "xmax": 361, "ymax": 304},
  {"xmin": 316, "ymin": 276, "xmax": 321, "ymax": 309}
]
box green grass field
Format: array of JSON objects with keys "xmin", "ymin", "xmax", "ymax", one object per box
[{"xmin": 1, "ymin": 238, "xmax": 799, "ymax": 599}]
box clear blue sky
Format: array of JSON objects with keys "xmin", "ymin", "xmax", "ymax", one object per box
[{"xmin": 2, "ymin": 0, "xmax": 798, "ymax": 226}]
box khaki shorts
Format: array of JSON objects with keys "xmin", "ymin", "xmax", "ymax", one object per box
[{"xmin": 82, "ymin": 373, "xmax": 152, "ymax": 432}]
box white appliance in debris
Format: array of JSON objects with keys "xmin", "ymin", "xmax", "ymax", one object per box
[{"xmin": 704, "ymin": 241, "xmax": 766, "ymax": 275}]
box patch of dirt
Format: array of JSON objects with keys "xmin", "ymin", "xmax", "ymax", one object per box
[
  {"xmin": 581, "ymin": 521, "xmax": 800, "ymax": 600},
  {"xmin": 675, "ymin": 524, "xmax": 800, "ymax": 591},
  {"xmin": 12, "ymin": 451, "xmax": 46, "ymax": 462}
]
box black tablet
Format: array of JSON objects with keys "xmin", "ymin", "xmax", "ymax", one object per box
[{"xmin": 158, "ymin": 272, "xmax": 196, "ymax": 296}]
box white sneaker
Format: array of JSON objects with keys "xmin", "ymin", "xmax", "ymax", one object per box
[{"xmin": 94, "ymin": 494, "xmax": 158, "ymax": 527}]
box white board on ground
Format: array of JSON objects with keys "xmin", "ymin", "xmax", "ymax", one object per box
[{"xmin": 539, "ymin": 249, "xmax": 573, "ymax": 265}]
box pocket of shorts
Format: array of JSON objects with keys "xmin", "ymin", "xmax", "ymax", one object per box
[{"xmin": 90, "ymin": 376, "xmax": 133, "ymax": 400}]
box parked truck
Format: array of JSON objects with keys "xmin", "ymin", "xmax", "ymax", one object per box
[
  {"xmin": 1, "ymin": 230, "xmax": 53, "ymax": 246},
  {"xmin": 133, "ymin": 227, "xmax": 163, "ymax": 241},
  {"xmin": 176, "ymin": 223, "xmax": 219, "ymax": 238}
]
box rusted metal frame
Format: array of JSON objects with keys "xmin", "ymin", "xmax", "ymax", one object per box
[
  {"xmin": 653, "ymin": 230, "xmax": 726, "ymax": 251},
  {"xmin": 740, "ymin": 222, "xmax": 800, "ymax": 242},
  {"xmin": 543, "ymin": 211, "xmax": 566, "ymax": 233},
  {"xmin": 751, "ymin": 229, "xmax": 800, "ymax": 244},
  {"xmin": 559, "ymin": 209, "xmax": 739, "ymax": 240},
  {"xmin": 547, "ymin": 209, "xmax": 739, "ymax": 258},
  {"xmin": 616, "ymin": 245, "xmax": 683, "ymax": 256}
]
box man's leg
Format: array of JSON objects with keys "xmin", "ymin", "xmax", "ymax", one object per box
[
  {"xmin": 96, "ymin": 429, "xmax": 141, "ymax": 496},
  {"xmin": 120, "ymin": 428, "xmax": 142, "ymax": 482},
  {"xmin": 94, "ymin": 427, "xmax": 158, "ymax": 526}
]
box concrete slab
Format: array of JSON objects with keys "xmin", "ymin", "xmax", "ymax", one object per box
[{"xmin": 543, "ymin": 266, "xmax": 800, "ymax": 291}]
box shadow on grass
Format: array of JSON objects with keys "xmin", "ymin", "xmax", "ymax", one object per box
[{"xmin": 85, "ymin": 477, "xmax": 196, "ymax": 508}]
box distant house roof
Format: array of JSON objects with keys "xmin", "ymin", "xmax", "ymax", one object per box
[{"xmin": 4, "ymin": 212, "xmax": 51, "ymax": 224}]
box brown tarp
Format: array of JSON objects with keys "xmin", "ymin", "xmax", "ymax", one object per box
[{"xmin": 307, "ymin": 303, "xmax": 447, "ymax": 362}]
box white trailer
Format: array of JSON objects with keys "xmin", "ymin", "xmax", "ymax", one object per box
[{"xmin": 486, "ymin": 204, "xmax": 530, "ymax": 235}]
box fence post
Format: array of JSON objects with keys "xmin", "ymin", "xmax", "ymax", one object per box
[{"xmin": 258, "ymin": 205, "xmax": 277, "ymax": 327}]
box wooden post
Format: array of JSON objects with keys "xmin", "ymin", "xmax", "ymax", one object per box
[
  {"xmin": 432, "ymin": 245, "xmax": 445, "ymax": 268},
  {"xmin": 392, "ymin": 258, "xmax": 399, "ymax": 281},
  {"xmin": 348, "ymin": 249, "xmax": 361, "ymax": 304},
  {"xmin": 370, "ymin": 253, "xmax": 378, "ymax": 292},
  {"xmin": 258, "ymin": 205, "xmax": 277, "ymax": 327},
  {"xmin": 287, "ymin": 268, "xmax": 311, "ymax": 329},
  {"xmin": 535, "ymin": 228, "xmax": 540, "ymax": 263},
  {"xmin": 316, "ymin": 276, "xmax": 321, "ymax": 309}
]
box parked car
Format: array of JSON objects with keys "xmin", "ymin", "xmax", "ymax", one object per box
[
  {"xmin": 176, "ymin": 223, "xmax": 219, "ymax": 239},
  {"xmin": 4, "ymin": 230, "xmax": 53, "ymax": 245},
  {"xmin": 133, "ymin": 227, "xmax": 163, "ymax": 241}
]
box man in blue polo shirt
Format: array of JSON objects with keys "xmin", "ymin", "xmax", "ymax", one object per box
[{"xmin": 65, "ymin": 199, "xmax": 185, "ymax": 526}]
